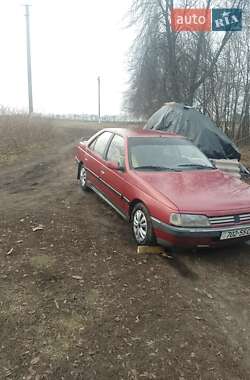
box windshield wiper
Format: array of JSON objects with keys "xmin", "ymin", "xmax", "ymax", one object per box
[
  {"xmin": 134, "ymin": 165, "xmax": 181, "ymax": 172},
  {"xmin": 177, "ymin": 164, "xmax": 215, "ymax": 170}
]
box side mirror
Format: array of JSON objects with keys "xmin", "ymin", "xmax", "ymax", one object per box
[
  {"xmin": 106, "ymin": 161, "xmax": 124, "ymax": 171},
  {"xmin": 209, "ymin": 159, "xmax": 216, "ymax": 168},
  {"xmin": 80, "ymin": 138, "xmax": 88, "ymax": 145}
]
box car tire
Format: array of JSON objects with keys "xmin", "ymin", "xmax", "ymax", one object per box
[
  {"xmin": 79, "ymin": 164, "xmax": 89, "ymax": 192},
  {"xmin": 131, "ymin": 203, "xmax": 155, "ymax": 245}
]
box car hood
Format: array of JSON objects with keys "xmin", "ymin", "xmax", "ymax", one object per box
[{"xmin": 133, "ymin": 169, "xmax": 250, "ymax": 214}]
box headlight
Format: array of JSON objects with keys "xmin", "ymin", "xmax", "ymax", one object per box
[{"xmin": 170, "ymin": 213, "xmax": 210, "ymax": 227}]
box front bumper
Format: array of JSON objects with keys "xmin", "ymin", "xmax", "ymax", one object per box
[{"xmin": 151, "ymin": 217, "xmax": 250, "ymax": 248}]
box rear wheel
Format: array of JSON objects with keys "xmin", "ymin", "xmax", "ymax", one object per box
[
  {"xmin": 131, "ymin": 203, "xmax": 155, "ymax": 245},
  {"xmin": 79, "ymin": 164, "xmax": 89, "ymax": 191}
]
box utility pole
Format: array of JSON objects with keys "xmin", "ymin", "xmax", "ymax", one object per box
[
  {"xmin": 24, "ymin": 4, "xmax": 33, "ymax": 114},
  {"xmin": 97, "ymin": 76, "xmax": 101, "ymax": 124}
]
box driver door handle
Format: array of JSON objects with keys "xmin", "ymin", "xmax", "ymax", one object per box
[{"xmin": 100, "ymin": 170, "xmax": 105, "ymax": 175}]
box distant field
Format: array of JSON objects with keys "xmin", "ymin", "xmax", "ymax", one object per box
[
  {"xmin": 0, "ymin": 114, "xmax": 56, "ymax": 163},
  {"xmin": 0, "ymin": 115, "xmax": 142, "ymax": 164},
  {"xmin": 0, "ymin": 113, "xmax": 248, "ymax": 169},
  {"xmin": 50, "ymin": 118, "xmax": 143, "ymax": 130}
]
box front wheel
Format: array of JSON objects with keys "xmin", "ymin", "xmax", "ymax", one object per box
[
  {"xmin": 79, "ymin": 164, "xmax": 89, "ymax": 191},
  {"xmin": 131, "ymin": 203, "xmax": 155, "ymax": 245}
]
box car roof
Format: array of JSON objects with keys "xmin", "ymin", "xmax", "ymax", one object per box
[{"xmin": 100, "ymin": 127, "xmax": 185, "ymax": 139}]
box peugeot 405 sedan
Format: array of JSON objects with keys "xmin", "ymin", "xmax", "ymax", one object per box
[{"xmin": 75, "ymin": 128, "xmax": 250, "ymax": 248}]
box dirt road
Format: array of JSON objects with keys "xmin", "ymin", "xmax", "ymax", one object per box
[{"xmin": 0, "ymin": 124, "xmax": 250, "ymax": 380}]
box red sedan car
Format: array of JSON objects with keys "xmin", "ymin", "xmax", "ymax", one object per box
[{"xmin": 75, "ymin": 128, "xmax": 250, "ymax": 248}]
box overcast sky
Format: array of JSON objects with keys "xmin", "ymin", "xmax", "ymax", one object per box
[{"xmin": 0, "ymin": 0, "xmax": 134, "ymax": 115}]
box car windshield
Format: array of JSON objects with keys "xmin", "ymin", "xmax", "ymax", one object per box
[{"xmin": 128, "ymin": 136, "xmax": 215, "ymax": 171}]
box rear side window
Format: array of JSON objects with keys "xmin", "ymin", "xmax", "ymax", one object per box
[
  {"xmin": 88, "ymin": 139, "xmax": 96, "ymax": 150},
  {"xmin": 106, "ymin": 134, "xmax": 125, "ymax": 167},
  {"xmin": 89, "ymin": 132, "xmax": 112, "ymax": 157}
]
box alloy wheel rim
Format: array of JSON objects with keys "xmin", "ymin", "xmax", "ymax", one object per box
[
  {"xmin": 80, "ymin": 167, "xmax": 86, "ymax": 186},
  {"xmin": 133, "ymin": 209, "xmax": 147, "ymax": 243}
]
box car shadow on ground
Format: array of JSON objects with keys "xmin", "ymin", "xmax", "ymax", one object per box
[
  {"xmin": 157, "ymin": 240, "xmax": 250, "ymax": 281},
  {"xmin": 159, "ymin": 251, "xmax": 200, "ymax": 281}
]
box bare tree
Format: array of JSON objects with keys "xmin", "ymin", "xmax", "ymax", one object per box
[{"xmin": 124, "ymin": 0, "xmax": 249, "ymax": 141}]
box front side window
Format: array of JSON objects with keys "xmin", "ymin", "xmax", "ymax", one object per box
[
  {"xmin": 106, "ymin": 134, "xmax": 125, "ymax": 167},
  {"xmin": 128, "ymin": 137, "xmax": 214, "ymax": 171},
  {"xmin": 89, "ymin": 132, "xmax": 112, "ymax": 157}
]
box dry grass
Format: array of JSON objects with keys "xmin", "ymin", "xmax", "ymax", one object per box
[
  {"xmin": 241, "ymin": 145, "xmax": 250, "ymax": 168},
  {"xmin": 0, "ymin": 108, "xmax": 56, "ymax": 162}
]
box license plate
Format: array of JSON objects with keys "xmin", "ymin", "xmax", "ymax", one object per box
[{"xmin": 220, "ymin": 227, "xmax": 250, "ymax": 240}]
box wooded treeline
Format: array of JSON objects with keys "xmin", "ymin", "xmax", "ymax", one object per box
[{"xmin": 124, "ymin": 0, "xmax": 250, "ymax": 142}]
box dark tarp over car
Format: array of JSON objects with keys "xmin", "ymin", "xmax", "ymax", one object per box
[{"xmin": 144, "ymin": 102, "xmax": 241, "ymax": 160}]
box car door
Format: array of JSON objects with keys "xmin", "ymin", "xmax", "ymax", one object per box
[
  {"xmin": 84, "ymin": 131, "xmax": 113, "ymax": 188},
  {"xmin": 100, "ymin": 134, "xmax": 130, "ymax": 215}
]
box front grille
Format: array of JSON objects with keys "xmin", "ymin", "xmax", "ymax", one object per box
[{"xmin": 209, "ymin": 214, "xmax": 250, "ymax": 226}]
